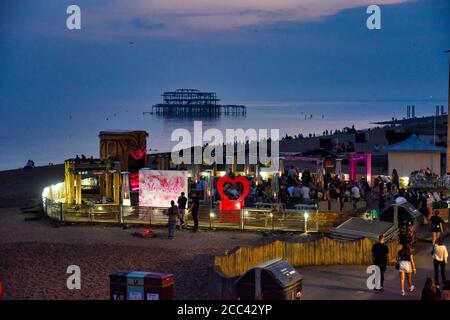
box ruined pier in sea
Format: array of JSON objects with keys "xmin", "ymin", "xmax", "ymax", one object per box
[{"xmin": 149, "ymin": 89, "xmax": 246, "ymax": 117}]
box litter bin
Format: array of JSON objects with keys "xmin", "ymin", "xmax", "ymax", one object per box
[
  {"xmin": 109, "ymin": 271, "xmax": 174, "ymax": 300},
  {"xmin": 126, "ymin": 272, "xmax": 147, "ymax": 300},
  {"xmin": 236, "ymin": 258, "xmax": 303, "ymax": 300},
  {"xmin": 144, "ymin": 272, "xmax": 174, "ymax": 300},
  {"xmin": 109, "ymin": 271, "xmax": 128, "ymax": 300}
]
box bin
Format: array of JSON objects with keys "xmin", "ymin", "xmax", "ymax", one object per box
[
  {"xmin": 126, "ymin": 272, "xmax": 147, "ymax": 300},
  {"xmin": 144, "ymin": 272, "xmax": 174, "ymax": 300},
  {"xmin": 109, "ymin": 271, "xmax": 174, "ymax": 300},
  {"xmin": 236, "ymin": 258, "xmax": 302, "ymax": 300},
  {"xmin": 109, "ymin": 271, "xmax": 129, "ymax": 300}
]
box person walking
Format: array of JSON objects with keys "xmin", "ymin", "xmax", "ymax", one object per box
[
  {"xmin": 177, "ymin": 192, "xmax": 188, "ymax": 229},
  {"xmin": 371, "ymin": 235, "xmax": 389, "ymax": 291},
  {"xmin": 166, "ymin": 200, "xmax": 179, "ymax": 240},
  {"xmin": 430, "ymin": 210, "xmax": 445, "ymax": 245},
  {"xmin": 397, "ymin": 244, "xmax": 416, "ymax": 296},
  {"xmin": 432, "ymin": 238, "xmax": 448, "ymax": 287},
  {"xmin": 421, "ymin": 278, "xmax": 441, "ymax": 300},
  {"xmin": 189, "ymin": 192, "xmax": 200, "ymax": 232}
]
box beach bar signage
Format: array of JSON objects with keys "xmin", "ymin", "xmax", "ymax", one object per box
[{"xmin": 139, "ymin": 170, "xmax": 188, "ymax": 208}]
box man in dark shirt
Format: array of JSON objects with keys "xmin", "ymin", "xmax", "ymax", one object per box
[
  {"xmin": 177, "ymin": 192, "xmax": 188, "ymax": 229},
  {"xmin": 189, "ymin": 192, "xmax": 200, "ymax": 232},
  {"xmin": 372, "ymin": 235, "xmax": 389, "ymax": 290}
]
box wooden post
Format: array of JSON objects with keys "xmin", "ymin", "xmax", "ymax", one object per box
[
  {"xmin": 113, "ymin": 172, "xmax": 120, "ymax": 204},
  {"xmin": 105, "ymin": 173, "xmax": 112, "ymax": 199},
  {"xmin": 99, "ymin": 175, "xmax": 105, "ymax": 199},
  {"xmin": 65, "ymin": 161, "xmax": 75, "ymax": 205},
  {"xmin": 75, "ymin": 174, "xmax": 82, "ymax": 205}
]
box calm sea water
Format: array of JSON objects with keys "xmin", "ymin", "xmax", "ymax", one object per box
[{"xmin": 0, "ymin": 100, "xmax": 445, "ymax": 170}]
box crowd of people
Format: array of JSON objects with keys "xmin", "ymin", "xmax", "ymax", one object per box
[
  {"xmin": 410, "ymin": 168, "xmax": 449, "ymax": 189},
  {"xmin": 208, "ymin": 167, "xmax": 373, "ymax": 211}
]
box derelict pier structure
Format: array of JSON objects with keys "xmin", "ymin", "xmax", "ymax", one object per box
[{"xmin": 150, "ymin": 89, "xmax": 246, "ymax": 117}]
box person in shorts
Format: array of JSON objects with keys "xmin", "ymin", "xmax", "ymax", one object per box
[
  {"xmin": 398, "ymin": 244, "xmax": 416, "ymax": 296},
  {"xmin": 430, "ymin": 210, "xmax": 444, "ymax": 245}
]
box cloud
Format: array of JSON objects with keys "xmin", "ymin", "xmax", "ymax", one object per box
[
  {"xmin": 112, "ymin": 0, "xmax": 412, "ymax": 33},
  {"xmin": 20, "ymin": 0, "xmax": 412, "ymax": 40}
]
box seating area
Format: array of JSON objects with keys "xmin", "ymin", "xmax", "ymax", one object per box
[{"xmin": 316, "ymin": 199, "xmax": 367, "ymax": 213}]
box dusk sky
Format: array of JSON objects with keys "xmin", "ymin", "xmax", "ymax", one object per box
[
  {"xmin": 1, "ymin": 0, "xmax": 449, "ymax": 106},
  {"xmin": 0, "ymin": 0, "xmax": 449, "ymax": 169}
]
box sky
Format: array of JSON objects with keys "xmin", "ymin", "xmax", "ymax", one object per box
[
  {"xmin": 0, "ymin": 0, "xmax": 448, "ymax": 106},
  {"xmin": 0, "ymin": 0, "xmax": 449, "ymax": 169}
]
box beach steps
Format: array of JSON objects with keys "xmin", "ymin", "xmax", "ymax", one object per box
[{"xmin": 20, "ymin": 198, "xmax": 44, "ymax": 221}]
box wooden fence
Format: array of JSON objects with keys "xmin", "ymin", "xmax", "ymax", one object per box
[{"xmin": 214, "ymin": 238, "xmax": 400, "ymax": 277}]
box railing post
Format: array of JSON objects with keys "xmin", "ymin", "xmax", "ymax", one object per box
[
  {"xmin": 59, "ymin": 202, "xmax": 63, "ymax": 222},
  {"xmin": 209, "ymin": 210, "xmax": 212, "ymax": 229},
  {"xmin": 240, "ymin": 209, "xmax": 244, "ymax": 230},
  {"xmin": 119, "ymin": 204, "xmax": 123, "ymax": 225},
  {"xmin": 271, "ymin": 212, "xmax": 274, "ymax": 232}
]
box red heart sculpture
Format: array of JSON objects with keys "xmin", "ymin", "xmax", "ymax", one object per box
[{"xmin": 217, "ymin": 176, "xmax": 250, "ymax": 211}]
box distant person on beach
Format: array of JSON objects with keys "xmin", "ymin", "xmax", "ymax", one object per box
[
  {"xmin": 432, "ymin": 238, "xmax": 448, "ymax": 287},
  {"xmin": 372, "ymin": 235, "xmax": 389, "ymax": 291},
  {"xmin": 421, "ymin": 278, "xmax": 441, "ymax": 300},
  {"xmin": 177, "ymin": 192, "xmax": 187, "ymax": 229},
  {"xmin": 189, "ymin": 192, "xmax": 200, "ymax": 232},
  {"xmin": 166, "ymin": 200, "xmax": 178, "ymax": 240},
  {"xmin": 24, "ymin": 159, "xmax": 35, "ymax": 169},
  {"xmin": 397, "ymin": 244, "xmax": 416, "ymax": 296},
  {"xmin": 430, "ymin": 210, "xmax": 444, "ymax": 245}
]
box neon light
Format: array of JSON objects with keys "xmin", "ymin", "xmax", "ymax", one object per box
[
  {"xmin": 349, "ymin": 153, "xmax": 372, "ymax": 185},
  {"xmin": 129, "ymin": 149, "xmax": 146, "ymax": 160}
]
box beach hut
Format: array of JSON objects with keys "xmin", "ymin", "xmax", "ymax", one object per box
[{"xmin": 385, "ymin": 135, "xmax": 446, "ymax": 177}]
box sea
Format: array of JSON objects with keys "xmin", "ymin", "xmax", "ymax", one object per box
[{"xmin": 0, "ymin": 100, "xmax": 446, "ymax": 171}]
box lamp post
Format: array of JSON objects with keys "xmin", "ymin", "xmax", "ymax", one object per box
[
  {"xmin": 304, "ymin": 211, "xmax": 309, "ymax": 234},
  {"xmin": 121, "ymin": 171, "xmax": 131, "ymax": 206},
  {"xmin": 446, "ymin": 50, "xmax": 450, "ymax": 173}
]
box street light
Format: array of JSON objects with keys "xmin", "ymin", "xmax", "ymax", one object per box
[
  {"xmin": 304, "ymin": 211, "xmax": 309, "ymax": 233},
  {"xmin": 445, "ymin": 49, "xmax": 450, "ymax": 173}
]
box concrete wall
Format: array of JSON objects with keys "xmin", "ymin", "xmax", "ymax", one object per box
[{"xmin": 388, "ymin": 152, "xmax": 441, "ymax": 177}]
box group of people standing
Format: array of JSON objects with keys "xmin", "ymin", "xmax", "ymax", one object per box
[
  {"xmin": 371, "ymin": 222, "xmax": 449, "ymax": 299},
  {"xmin": 165, "ymin": 191, "xmax": 200, "ymax": 240},
  {"xmin": 371, "ymin": 236, "xmax": 418, "ymax": 296}
]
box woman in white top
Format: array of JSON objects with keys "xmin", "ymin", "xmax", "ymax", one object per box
[{"xmin": 433, "ymin": 238, "xmax": 448, "ymax": 287}]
